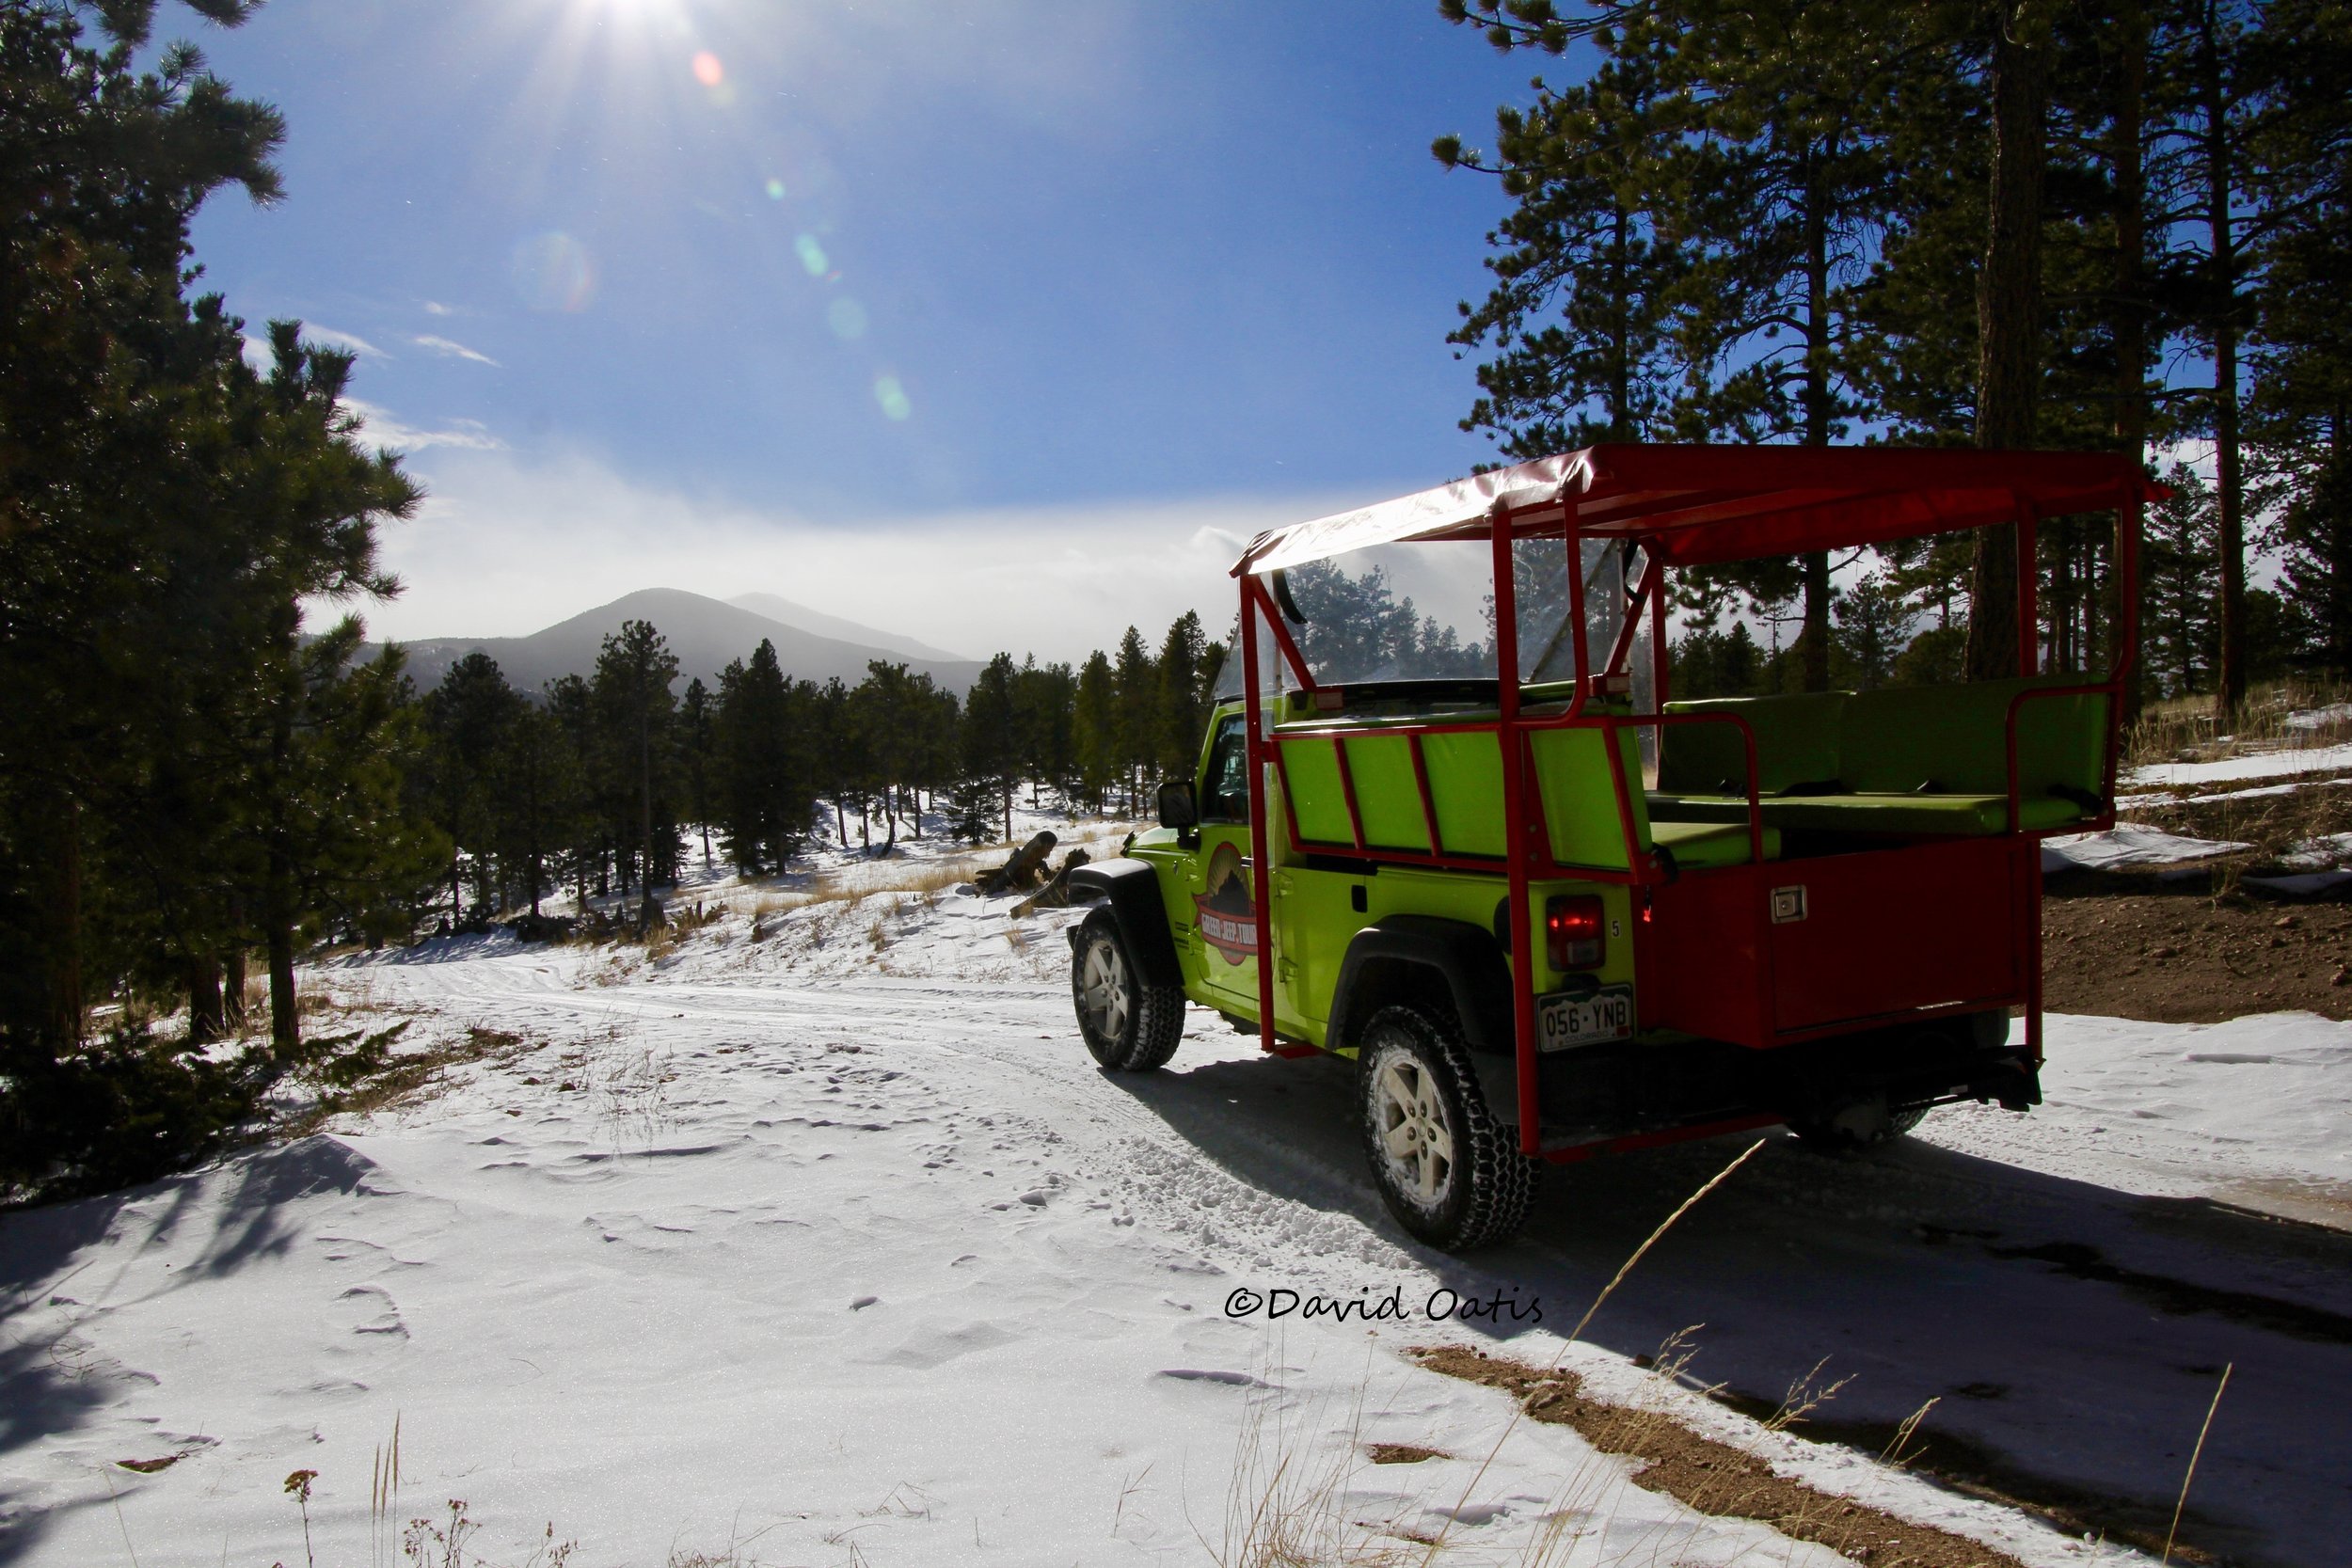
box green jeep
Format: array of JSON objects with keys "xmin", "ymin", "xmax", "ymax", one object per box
[{"xmin": 1068, "ymin": 444, "xmax": 2159, "ymax": 1251}]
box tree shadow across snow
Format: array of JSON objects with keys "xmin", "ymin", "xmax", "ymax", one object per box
[
  {"xmin": 0, "ymin": 1136, "xmax": 388, "ymax": 1565},
  {"xmin": 1112, "ymin": 1044, "xmax": 2352, "ymax": 1568}
]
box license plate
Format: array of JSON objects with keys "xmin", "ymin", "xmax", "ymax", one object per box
[{"xmin": 1537, "ymin": 985, "xmax": 1634, "ymax": 1051}]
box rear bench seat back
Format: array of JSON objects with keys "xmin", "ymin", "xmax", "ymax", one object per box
[
  {"xmin": 1657, "ymin": 691, "xmax": 1847, "ymax": 797},
  {"xmin": 1655, "ymin": 676, "xmax": 2111, "ymax": 835},
  {"xmin": 1837, "ymin": 678, "xmax": 2107, "ymax": 800}
]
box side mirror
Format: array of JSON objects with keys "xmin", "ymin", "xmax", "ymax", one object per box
[{"xmin": 1156, "ymin": 780, "xmax": 1199, "ymax": 830}]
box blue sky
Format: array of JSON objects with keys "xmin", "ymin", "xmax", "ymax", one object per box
[{"xmin": 173, "ymin": 0, "xmax": 1549, "ymax": 659}]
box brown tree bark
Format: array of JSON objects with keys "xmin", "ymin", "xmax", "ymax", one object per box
[
  {"xmin": 224, "ymin": 943, "xmax": 248, "ymax": 1031},
  {"xmin": 2111, "ymin": 0, "xmax": 2151, "ymax": 723},
  {"xmin": 187, "ymin": 956, "xmax": 225, "ymax": 1044},
  {"xmin": 1964, "ymin": 1, "xmax": 2049, "ymax": 682},
  {"xmin": 1801, "ymin": 152, "xmax": 1835, "ymax": 692}
]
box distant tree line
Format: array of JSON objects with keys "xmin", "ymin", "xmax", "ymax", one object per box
[
  {"xmin": 1439, "ymin": 0, "xmax": 2350, "ymax": 714},
  {"xmin": 412, "ymin": 612, "xmax": 1223, "ymax": 930}
]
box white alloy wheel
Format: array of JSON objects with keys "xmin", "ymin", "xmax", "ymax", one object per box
[
  {"xmin": 1355, "ymin": 1004, "xmax": 1537, "ymax": 1250},
  {"xmin": 1374, "ymin": 1055, "xmax": 1457, "ymax": 1207},
  {"xmin": 1079, "ymin": 938, "xmax": 1132, "ymax": 1043}
]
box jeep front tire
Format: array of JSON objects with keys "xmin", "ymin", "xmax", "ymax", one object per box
[{"xmin": 1072, "ymin": 908, "xmax": 1184, "ymax": 1071}]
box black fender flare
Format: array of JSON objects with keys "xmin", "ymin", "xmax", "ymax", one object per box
[
  {"xmin": 1328, "ymin": 915, "xmax": 1513, "ymax": 1058},
  {"xmin": 1066, "ymin": 858, "xmax": 1184, "ymax": 990}
]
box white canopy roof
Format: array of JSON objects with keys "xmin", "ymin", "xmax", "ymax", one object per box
[{"xmin": 1235, "ymin": 451, "xmax": 1590, "ymax": 575}]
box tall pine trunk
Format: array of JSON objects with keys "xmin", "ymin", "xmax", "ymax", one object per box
[
  {"xmin": 1801, "ymin": 151, "xmax": 1834, "ymax": 692},
  {"xmin": 2200, "ymin": 0, "xmax": 2247, "ymax": 720},
  {"xmin": 187, "ymin": 956, "xmax": 224, "ymax": 1044},
  {"xmin": 264, "ymin": 639, "xmax": 300, "ymax": 1057},
  {"xmin": 2111, "ymin": 1, "xmax": 2150, "ymax": 720},
  {"xmin": 1964, "ymin": 1, "xmax": 2048, "ymax": 681}
]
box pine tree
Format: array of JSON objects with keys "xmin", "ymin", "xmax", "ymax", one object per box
[
  {"xmin": 1436, "ymin": 46, "xmax": 1692, "ymax": 455},
  {"xmin": 962, "ymin": 653, "xmax": 1020, "ymax": 842},
  {"xmin": 1153, "ymin": 613, "xmax": 1210, "ymax": 782},
  {"xmin": 678, "ymin": 676, "xmax": 715, "ymax": 866},
  {"xmin": 1832, "ymin": 572, "xmax": 1914, "ymax": 691},
  {"xmin": 1073, "ymin": 651, "xmax": 1119, "ymax": 813},
  {"xmin": 1111, "ymin": 627, "xmax": 1156, "ymax": 814},
  {"xmin": 593, "ymin": 621, "xmax": 679, "ymax": 924},
  {"xmin": 2144, "ymin": 463, "xmax": 2222, "ymax": 694}
]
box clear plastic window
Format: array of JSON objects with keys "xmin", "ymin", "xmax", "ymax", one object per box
[{"xmin": 1200, "ymin": 715, "xmax": 1250, "ymax": 820}]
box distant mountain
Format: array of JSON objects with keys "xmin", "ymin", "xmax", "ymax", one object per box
[
  {"xmin": 384, "ymin": 588, "xmax": 984, "ymax": 696},
  {"xmin": 725, "ymin": 593, "xmax": 972, "ymax": 665}
]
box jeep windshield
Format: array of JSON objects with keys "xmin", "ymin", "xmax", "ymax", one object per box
[{"xmin": 1215, "ymin": 535, "xmax": 1644, "ymax": 701}]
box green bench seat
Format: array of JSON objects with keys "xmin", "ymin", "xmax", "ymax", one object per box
[
  {"xmin": 1648, "ymin": 790, "xmax": 2085, "ymax": 836},
  {"xmin": 1652, "ymin": 675, "xmax": 2109, "ymax": 840},
  {"xmin": 1652, "ymin": 817, "xmax": 1784, "ymax": 867}
]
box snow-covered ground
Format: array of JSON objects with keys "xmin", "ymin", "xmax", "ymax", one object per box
[
  {"xmin": 8, "ymin": 831, "xmax": 2352, "ymax": 1567},
  {"xmin": 2038, "ymin": 824, "xmax": 2248, "ymax": 874},
  {"xmin": 2126, "ymin": 740, "xmax": 2352, "ymax": 788}
]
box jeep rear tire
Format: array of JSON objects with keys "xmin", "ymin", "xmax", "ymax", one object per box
[
  {"xmin": 1358, "ymin": 1004, "xmax": 1538, "ymax": 1251},
  {"xmin": 1072, "ymin": 908, "xmax": 1184, "ymax": 1072}
]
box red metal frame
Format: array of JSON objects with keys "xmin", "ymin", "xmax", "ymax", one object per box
[{"xmin": 1230, "ymin": 451, "xmax": 2153, "ymax": 1151}]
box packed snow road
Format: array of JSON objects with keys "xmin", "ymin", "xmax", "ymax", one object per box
[{"xmin": 5, "ymin": 893, "xmax": 2350, "ymax": 1567}]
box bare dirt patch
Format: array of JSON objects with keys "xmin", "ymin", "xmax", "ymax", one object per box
[
  {"xmin": 2042, "ymin": 879, "xmax": 2352, "ymax": 1022},
  {"xmin": 1412, "ymin": 1344, "xmax": 2037, "ymax": 1568},
  {"xmin": 1364, "ymin": 1442, "xmax": 1448, "ymax": 1465}
]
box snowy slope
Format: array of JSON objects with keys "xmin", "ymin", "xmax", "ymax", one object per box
[{"xmin": 8, "ymin": 848, "xmax": 2352, "ymax": 1565}]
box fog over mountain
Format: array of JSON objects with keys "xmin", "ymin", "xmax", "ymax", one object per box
[
  {"xmin": 379, "ymin": 588, "xmax": 985, "ymax": 696},
  {"xmin": 723, "ymin": 593, "xmax": 972, "ymax": 666}
]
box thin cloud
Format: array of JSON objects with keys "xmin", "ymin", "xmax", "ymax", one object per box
[
  {"xmin": 300, "ymin": 325, "xmax": 387, "ymax": 357},
  {"xmin": 421, "ymin": 300, "xmax": 456, "ymax": 316},
  {"xmin": 349, "ymin": 446, "xmax": 1352, "ymax": 664},
  {"xmin": 413, "ymin": 333, "xmax": 501, "ymax": 368},
  {"xmin": 343, "ymin": 399, "xmax": 504, "ymax": 454}
]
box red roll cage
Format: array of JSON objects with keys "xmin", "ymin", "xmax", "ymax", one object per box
[{"xmin": 1227, "ymin": 443, "xmax": 2164, "ymax": 1158}]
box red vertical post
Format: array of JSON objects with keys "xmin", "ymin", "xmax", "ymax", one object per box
[
  {"xmin": 1490, "ymin": 504, "xmax": 1540, "ymax": 1155},
  {"xmin": 1240, "ymin": 579, "xmax": 1279, "ymax": 1058}
]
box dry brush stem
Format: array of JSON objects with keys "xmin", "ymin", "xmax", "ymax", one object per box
[
  {"xmin": 1417, "ymin": 1137, "xmax": 1767, "ymax": 1565},
  {"xmin": 2162, "ymin": 1364, "xmax": 2232, "ymax": 1567}
]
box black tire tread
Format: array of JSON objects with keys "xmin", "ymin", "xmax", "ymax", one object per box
[
  {"xmin": 1073, "ymin": 909, "xmax": 1185, "ymax": 1072},
  {"xmin": 1358, "ymin": 1003, "xmax": 1539, "ymax": 1250}
]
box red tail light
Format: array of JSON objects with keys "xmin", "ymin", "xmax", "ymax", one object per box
[{"xmin": 1546, "ymin": 895, "xmax": 1604, "ymax": 971}]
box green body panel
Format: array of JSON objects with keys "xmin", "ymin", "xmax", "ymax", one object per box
[
  {"xmin": 1422, "ymin": 732, "xmax": 1506, "ymax": 857},
  {"xmin": 1343, "ymin": 735, "xmax": 1433, "ymax": 851},
  {"xmin": 1278, "ymin": 738, "xmax": 1354, "ymax": 844},
  {"xmin": 1530, "ymin": 725, "xmax": 1648, "ymax": 871}
]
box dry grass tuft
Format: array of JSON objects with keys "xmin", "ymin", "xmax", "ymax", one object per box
[
  {"xmin": 278, "ymin": 1023, "xmax": 532, "ymax": 1138},
  {"xmin": 1211, "ymin": 1375, "xmax": 1419, "ymax": 1568},
  {"xmin": 2127, "ymin": 677, "xmax": 2352, "ymax": 770}
]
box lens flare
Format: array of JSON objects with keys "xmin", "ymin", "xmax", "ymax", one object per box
[
  {"xmin": 764, "ymin": 178, "xmax": 787, "ymax": 200},
  {"xmin": 827, "ymin": 298, "xmax": 868, "ymax": 340},
  {"xmin": 794, "ymin": 234, "xmax": 829, "ymax": 276},
  {"xmin": 873, "ymin": 374, "xmax": 912, "ymax": 421},
  {"xmin": 510, "ymin": 231, "xmax": 596, "ymax": 312},
  {"xmin": 691, "ymin": 51, "xmax": 723, "ymax": 87}
]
